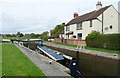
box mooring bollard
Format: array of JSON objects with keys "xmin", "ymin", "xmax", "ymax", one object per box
[
  {"xmin": 69, "ymin": 58, "xmax": 78, "ymax": 77},
  {"xmin": 69, "ymin": 58, "xmax": 83, "ymax": 77}
]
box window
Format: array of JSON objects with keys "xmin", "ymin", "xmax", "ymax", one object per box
[
  {"xmin": 77, "ymin": 33, "xmax": 82, "ymax": 40},
  {"xmin": 110, "ymin": 25, "xmax": 113, "ymax": 29},
  {"xmin": 77, "ymin": 22, "xmax": 82, "ymax": 30},
  {"xmin": 66, "ymin": 26, "xmax": 70, "ymax": 31},
  {"xmin": 90, "ymin": 20, "xmax": 92, "ymax": 27}
]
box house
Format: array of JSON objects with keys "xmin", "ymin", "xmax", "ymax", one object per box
[
  {"xmin": 118, "ymin": 1, "xmax": 120, "ymax": 32},
  {"xmin": 24, "ymin": 34, "xmax": 31, "ymax": 37},
  {"xmin": 64, "ymin": 1, "xmax": 120, "ymax": 40},
  {"xmin": 47, "ymin": 30, "xmax": 52, "ymax": 37}
]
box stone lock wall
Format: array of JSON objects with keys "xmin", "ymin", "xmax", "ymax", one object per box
[{"xmin": 45, "ymin": 44, "xmax": 119, "ymax": 76}]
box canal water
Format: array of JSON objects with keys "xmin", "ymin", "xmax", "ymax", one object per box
[{"xmin": 45, "ymin": 44, "xmax": 119, "ymax": 76}]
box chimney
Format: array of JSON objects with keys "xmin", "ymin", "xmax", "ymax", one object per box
[
  {"xmin": 96, "ymin": 1, "xmax": 102, "ymax": 10},
  {"xmin": 73, "ymin": 12, "xmax": 78, "ymax": 18}
]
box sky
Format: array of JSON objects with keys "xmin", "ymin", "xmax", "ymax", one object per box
[{"xmin": 0, "ymin": 0, "xmax": 119, "ymax": 34}]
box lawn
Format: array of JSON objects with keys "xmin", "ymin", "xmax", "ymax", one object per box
[
  {"xmin": 0, "ymin": 44, "xmax": 2, "ymax": 77},
  {"xmin": 2, "ymin": 44, "xmax": 45, "ymax": 76},
  {"xmin": 53, "ymin": 42, "xmax": 120, "ymax": 54},
  {"xmin": 0, "ymin": 41, "xmax": 11, "ymax": 43},
  {"xmin": 3, "ymin": 37, "xmax": 38, "ymax": 40}
]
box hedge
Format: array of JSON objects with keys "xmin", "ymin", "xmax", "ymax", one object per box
[{"xmin": 85, "ymin": 31, "xmax": 120, "ymax": 50}]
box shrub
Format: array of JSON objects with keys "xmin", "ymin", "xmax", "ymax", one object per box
[
  {"xmin": 87, "ymin": 31, "xmax": 100, "ymax": 40},
  {"xmin": 86, "ymin": 31, "xmax": 120, "ymax": 50}
]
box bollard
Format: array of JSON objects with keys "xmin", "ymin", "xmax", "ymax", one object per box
[
  {"xmin": 69, "ymin": 58, "xmax": 78, "ymax": 77},
  {"xmin": 69, "ymin": 58, "xmax": 83, "ymax": 78}
]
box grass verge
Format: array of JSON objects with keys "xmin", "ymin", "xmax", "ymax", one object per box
[
  {"xmin": 0, "ymin": 44, "xmax": 2, "ymax": 77},
  {"xmin": 2, "ymin": 44, "xmax": 45, "ymax": 76},
  {"xmin": 53, "ymin": 42, "xmax": 120, "ymax": 54},
  {"xmin": 1, "ymin": 41, "xmax": 11, "ymax": 43},
  {"xmin": 2, "ymin": 37, "xmax": 39, "ymax": 40}
]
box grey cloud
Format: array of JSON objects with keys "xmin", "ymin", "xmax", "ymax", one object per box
[
  {"xmin": 1, "ymin": 0, "xmax": 119, "ymax": 34},
  {"xmin": 1, "ymin": 13, "xmax": 59, "ymax": 34}
]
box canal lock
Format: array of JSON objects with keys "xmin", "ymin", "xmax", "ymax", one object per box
[
  {"xmin": 23, "ymin": 42, "xmax": 83, "ymax": 77},
  {"xmin": 22, "ymin": 42, "xmax": 120, "ymax": 76}
]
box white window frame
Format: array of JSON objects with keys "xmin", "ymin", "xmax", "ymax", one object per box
[
  {"xmin": 90, "ymin": 20, "xmax": 92, "ymax": 27},
  {"xmin": 66, "ymin": 26, "xmax": 70, "ymax": 31},
  {"xmin": 77, "ymin": 22, "xmax": 82, "ymax": 30}
]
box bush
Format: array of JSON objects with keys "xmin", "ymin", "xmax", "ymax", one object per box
[{"xmin": 86, "ymin": 31, "xmax": 120, "ymax": 50}]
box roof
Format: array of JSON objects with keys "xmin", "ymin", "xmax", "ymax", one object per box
[
  {"xmin": 66, "ymin": 5, "xmax": 111, "ymax": 26},
  {"xmin": 66, "ymin": 31, "xmax": 73, "ymax": 35}
]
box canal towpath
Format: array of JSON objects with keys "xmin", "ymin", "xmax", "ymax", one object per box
[{"xmin": 43, "ymin": 42, "xmax": 119, "ymax": 60}]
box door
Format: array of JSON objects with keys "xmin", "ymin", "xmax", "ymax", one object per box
[{"xmin": 77, "ymin": 33, "xmax": 82, "ymax": 40}]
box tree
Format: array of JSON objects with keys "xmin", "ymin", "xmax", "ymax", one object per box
[
  {"xmin": 51, "ymin": 23, "xmax": 64, "ymax": 38},
  {"xmin": 20, "ymin": 33, "xmax": 24, "ymax": 37},
  {"xmin": 17, "ymin": 32, "xmax": 24, "ymax": 37}
]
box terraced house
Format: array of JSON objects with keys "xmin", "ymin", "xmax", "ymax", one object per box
[{"xmin": 64, "ymin": 1, "xmax": 120, "ymax": 40}]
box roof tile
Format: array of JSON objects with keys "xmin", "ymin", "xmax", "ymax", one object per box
[{"xmin": 66, "ymin": 5, "xmax": 111, "ymax": 25}]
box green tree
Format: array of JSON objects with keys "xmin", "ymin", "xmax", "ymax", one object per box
[
  {"xmin": 17, "ymin": 32, "xmax": 24, "ymax": 37},
  {"xmin": 51, "ymin": 23, "xmax": 64, "ymax": 38},
  {"xmin": 40, "ymin": 32, "xmax": 48, "ymax": 40}
]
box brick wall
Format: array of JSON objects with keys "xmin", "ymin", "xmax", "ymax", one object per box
[
  {"xmin": 53, "ymin": 38, "xmax": 86, "ymax": 46},
  {"xmin": 53, "ymin": 38, "xmax": 62, "ymax": 43}
]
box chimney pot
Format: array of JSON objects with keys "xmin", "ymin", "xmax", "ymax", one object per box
[
  {"xmin": 96, "ymin": 1, "xmax": 102, "ymax": 10},
  {"xmin": 73, "ymin": 12, "xmax": 78, "ymax": 18}
]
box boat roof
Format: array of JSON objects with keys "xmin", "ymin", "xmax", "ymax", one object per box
[{"xmin": 38, "ymin": 44, "xmax": 64, "ymax": 61}]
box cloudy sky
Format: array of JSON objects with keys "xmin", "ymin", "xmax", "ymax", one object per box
[{"xmin": 0, "ymin": 0, "xmax": 119, "ymax": 34}]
